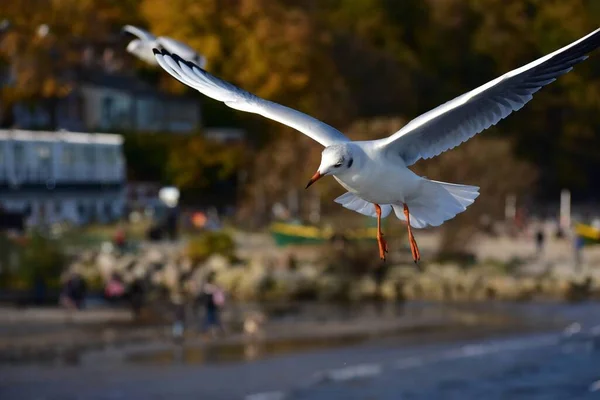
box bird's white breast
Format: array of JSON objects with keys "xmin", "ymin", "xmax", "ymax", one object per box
[{"xmin": 333, "ymin": 147, "xmax": 422, "ymax": 205}]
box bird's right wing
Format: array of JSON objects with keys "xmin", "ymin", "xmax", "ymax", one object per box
[
  {"xmin": 378, "ymin": 28, "xmax": 600, "ymax": 166},
  {"xmin": 153, "ymin": 49, "xmax": 350, "ymax": 147},
  {"xmin": 122, "ymin": 25, "xmax": 156, "ymax": 42}
]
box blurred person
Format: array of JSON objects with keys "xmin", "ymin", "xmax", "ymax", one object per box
[
  {"xmin": 128, "ymin": 273, "xmax": 145, "ymax": 320},
  {"xmin": 197, "ymin": 272, "xmax": 225, "ymax": 337},
  {"xmin": 171, "ymin": 292, "xmax": 186, "ymax": 342},
  {"xmin": 113, "ymin": 225, "xmax": 126, "ymax": 252},
  {"xmin": 166, "ymin": 207, "xmax": 179, "ymax": 241},
  {"xmin": 104, "ymin": 272, "xmax": 125, "ymax": 305},
  {"xmin": 60, "ymin": 272, "xmax": 87, "ymax": 310},
  {"xmin": 535, "ymin": 227, "xmax": 545, "ymax": 257}
]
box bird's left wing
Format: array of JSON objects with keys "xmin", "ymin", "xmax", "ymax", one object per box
[
  {"xmin": 378, "ymin": 28, "xmax": 600, "ymax": 166},
  {"xmin": 122, "ymin": 25, "xmax": 156, "ymax": 42},
  {"xmin": 153, "ymin": 49, "xmax": 350, "ymax": 147},
  {"xmin": 155, "ymin": 36, "xmax": 207, "ymax": 68}
]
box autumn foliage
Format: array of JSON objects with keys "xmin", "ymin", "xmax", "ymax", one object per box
[{"xmin": 2, "ymin": 0, "xmax": 600, "ymax": 225}]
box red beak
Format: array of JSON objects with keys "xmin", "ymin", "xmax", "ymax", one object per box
[{"xmin": 305, "ymin": 171, "xmax": 322, "ymax": 189}]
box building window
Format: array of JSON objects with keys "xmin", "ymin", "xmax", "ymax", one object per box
[
  {"xmin": 36, "ymin": 144, "xmax": 50, "ymax": 160},
  {"xmin": 103, "ymin": 147, "xmax": 115, "ymax": 164},
  {"xmin": 13, "ymin": 142, "xmax": 25, "ymax": 164},
  {"xmin": 104, "ymin": 202, "xmax": 112, "ymax": 219},
  {"xmin": 37, "ymin": 144, "xmax": 52, "ymax": 180},
  {"xmin": 84, "ymin": 146, "xmax": 96, "ymax": 166},
  {"xmin": 62, "ymin": 145, "xmax": 74, "ymax": 165}
]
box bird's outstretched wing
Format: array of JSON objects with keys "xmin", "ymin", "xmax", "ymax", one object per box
[
  {"xmin": 153, "ymin": 49, "xmax": 350, "ymax": 147},
  {"xmin": 379, "ymin": 28, "xmax": 600, "ymax": 166},
  {"xmin": 122, "ymin": 25, "xmax": 156, "ymax": 42},
  {"xmin": 154, "ymin": 37, "xmax": 207, "ymax": 68}
]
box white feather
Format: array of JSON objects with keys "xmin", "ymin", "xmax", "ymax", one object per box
[{"xmin": 334, "ymin": 193, "xmax": 392, "ymax": 218}]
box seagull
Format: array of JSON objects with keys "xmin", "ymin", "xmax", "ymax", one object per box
[
  {"xmin": 152, "ymin": 28, "xmax": 600, "ymax": 263},
  {"xmin": 122, "ymin": 25, "xmax": 206, "ymax": 68}
]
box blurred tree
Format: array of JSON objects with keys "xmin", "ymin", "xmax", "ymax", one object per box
[
  {"xmin": 122, "ymin": 132, "xmax": 172, "ymax": 182},
  {"xmin": 141, "ymin": 0, "xmax": 348, "ymax": 118},
  {"xmin": 0, "ymin": 0, "xmax": 141, "ymax": 127},
  {"xmin": 124, "ymin": 131, "xmax": 244, "ymax": 207},
  {"xmin": 166, "ymin": 134, "xmax": 244, "ymax": 191},
  {"xmin": 17, "ymin": 231, "xmax": 66, "ymax": 289},
  {"xmin": 464, "ymin": 0, "xmax": 600, "ymax": 195},
  {"xmin": 3, "ymin": 0, "xmax": 600, "ymax": 215}
]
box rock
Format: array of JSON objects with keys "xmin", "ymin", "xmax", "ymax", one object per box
[
  {"xmin": 204, "ymin": 254, "xmax": 230, "ymax": 272},
  {"xmin": 96, "ymin": 252, "xmax": 117, "ymax": 280},
  {"xmin": 115, "ymin": 254, "xmax": 137, "ymax": 274},
  {"xmin": 145, "ymin": 248, "xmax": 165, "ymax": 265},
  {"xmin": 180, "ymin": 257, "xmax": 193, "ymax": 274},
  {"xmin": 349, "ymin": 276, "xmax": 378, "ymax": 301},
  {"xmin": 151, "ymin": 270, "xmax": 163, "ymax": 286},
  {"xmin": 379, "ymin": 280, "xmax": 400, "ymax": 301},
  {"xmin": 80, "ymin": 250, "xmax": 96, "ymax": 265},
  {"xmin": 162, "ymin": 263, "xmax": 180, "ymax": 291},
  {"xmin": 317, "ymin": 275, "xmax": 348, "ymax": 302},
  {"xmin": 215, "ymin": 268, "xmax": 245, "ymax": 294}
]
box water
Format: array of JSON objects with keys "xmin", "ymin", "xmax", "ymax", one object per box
[
  {"xmin": 285, "ymin": 334, "xmax": 600, "ymax": 400},
  {"xmin": 1, "ymin": 302, "xmax": 599, "ymax": 399}
]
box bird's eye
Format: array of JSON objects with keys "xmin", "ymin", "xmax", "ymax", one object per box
[{"xmin": 334, "ymin": 162, "xmax": 343, "ymax": 168}]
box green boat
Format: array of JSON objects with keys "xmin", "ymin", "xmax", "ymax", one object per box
[
  {"xmin": 269, "ymin": 221, "xmax": 378, "ymax": 246},
  {"xmin": 574, "ymin": 222, "xmax": 600, "ymax": 245}
]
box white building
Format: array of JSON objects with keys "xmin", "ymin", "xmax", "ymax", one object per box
[{"xmin": 0, "ymin": 130, "xmax": 126, "ymax": 226}]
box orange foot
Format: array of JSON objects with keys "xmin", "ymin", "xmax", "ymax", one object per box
[
  {"xmin": 374, "ymin": 204, "xmax": 388, "ymax": 261},
  {"xmin": 408, "ymin": 231, "xmax": 421, "ymax": 263},
  {"xmin": 404, "ymin": 204, "xmax": 421, "ymax": 264},
  {"xmin": 377, "ymin": 234, "xmax": 388, "ymax": 260}
]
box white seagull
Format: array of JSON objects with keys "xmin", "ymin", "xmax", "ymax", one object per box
[
  {"xmin": 122, "ymin": 25, "xmax": 206, "ymax": 68},
  {"xmin": 153, "ymin": 28, "xmax": 600, "ymax": 262}
]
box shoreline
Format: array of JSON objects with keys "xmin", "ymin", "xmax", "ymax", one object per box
[{"xmin": 0, "ymin": 300, "xmax": 576, "ymax": 366}]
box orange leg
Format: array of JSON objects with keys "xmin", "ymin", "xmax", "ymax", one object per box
[
  {"xmin": 403, "ymin": 204, "xmax": 421, "ymax": 263},
  {"xmin": 374, "ymin": 204, "xmax": 388, "ymax": 260}
]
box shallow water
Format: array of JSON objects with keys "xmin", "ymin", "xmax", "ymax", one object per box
[
  {"xmin": 1, "ymin": 302, "xmax": 599, "ymax": 400},
  {"xmin": 289, "ymin": 333, "xmax": 600, "ymax": 400}
]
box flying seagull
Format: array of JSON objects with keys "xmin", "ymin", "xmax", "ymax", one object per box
[
  {"xmin": 153, "ymin": 28, "xmax": 600, "ymax": 263},
  {"xmin": 122, "ymin": 25, "xmax": 206, "ymax": 68}
]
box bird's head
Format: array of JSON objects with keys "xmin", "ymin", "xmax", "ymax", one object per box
[
  {"xmin": 306, "ymin": 144, "xmax": 355, "ymax": 189},
  {"xmin": 126, "ymin": 39, "xmax": 143, "ymax": 54}
]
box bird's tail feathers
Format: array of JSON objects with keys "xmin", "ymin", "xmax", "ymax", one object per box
[{"xmin": 392, "ymin": 179, "xmax": 479, "ymax": 228}]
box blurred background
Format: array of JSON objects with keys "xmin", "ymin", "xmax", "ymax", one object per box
[{"xmin": 1, "ymin": 1, "xmax": 600, "ymax": 399}]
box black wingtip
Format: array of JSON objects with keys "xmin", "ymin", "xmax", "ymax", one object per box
[
  {"xmin": 152, "ymin": 47, "xmax": 206, "ymax": 72},
  {"xmin": 170, "ymin": 51, "xmax": 207, "ymax": 72}
]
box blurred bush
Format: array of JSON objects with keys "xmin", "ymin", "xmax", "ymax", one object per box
[
  {"xmin": 0, "ymin": 233, "xmax": 19, "ymax": 288},
  {"xmin": 0, "ymin": 232, "xmax": 67, "ymax": 290},
  {"xmin": 19, "ymin": 232, "xmax": 66, "ymax": 289},
  {"xmin": 187, "ymin": 231, "xmax": 236, "ymax": 264}
]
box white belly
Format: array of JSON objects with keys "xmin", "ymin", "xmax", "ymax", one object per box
[{"xmin": 333, "ymin": 161, "xmax": 422, "ymax": 205}]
